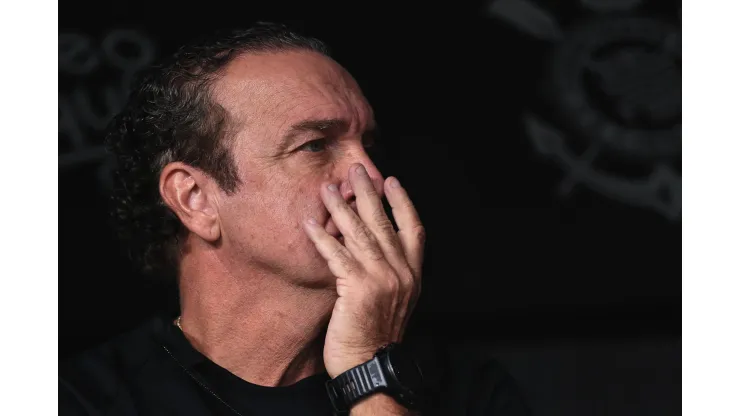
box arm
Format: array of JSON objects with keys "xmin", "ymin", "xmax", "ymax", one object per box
[
  {"xmin": 303, "ymin": 168, "xmax": 425, "ymax": 414},
  {"xmin": 351, "ymin": 394, "xmax": 419, "ymax": 415}
]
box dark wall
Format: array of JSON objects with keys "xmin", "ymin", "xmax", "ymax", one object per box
[{"xmin": 59, "ymin": 1, "xmax": 681, "ymax": 412}]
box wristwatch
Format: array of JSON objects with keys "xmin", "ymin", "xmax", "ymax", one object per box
[{"xmin": 325, "ymin": 343, "xmax": 424, "ymax": 414}]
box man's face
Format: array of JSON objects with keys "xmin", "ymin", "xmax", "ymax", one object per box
[{"xmin": 211, "ymin": 50, "xmax": 384, "ymax": 287}]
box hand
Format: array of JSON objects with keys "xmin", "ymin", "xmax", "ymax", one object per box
[{"xmin": 302, "ymin": 164, "xmax": 425, "ymax": 379}]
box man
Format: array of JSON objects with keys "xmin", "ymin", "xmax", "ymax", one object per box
[{"xmin": 59, "ymin": 23, "xmax": 529, "ymax": 415}]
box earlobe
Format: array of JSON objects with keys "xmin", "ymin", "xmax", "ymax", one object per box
[{"xmin": 159, "ymin": 162, "xmax": 221, "ymax": 243}]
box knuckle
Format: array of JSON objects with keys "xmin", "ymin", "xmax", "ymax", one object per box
[
  {"xmin": 365, "ymin": 244, "xmax": 385, "ymax": 262},
  {"xmin": 402, "ymin": 198, "xmax": 416, "ymax": 211},
  {"xmin": 350, "ymin": 221, "xmax": 385, "ymax": 260},
  {"xmin": 330, "ymin": 246, "xmax": 345, "ymax": 260},
  {"xmin": 413, "ymin": 225, "xmax": 426, "ymax": 244},
  {"xmin": 382, "ymin": 234, "xmax": 401, "ymax": 253},
  {"xmin": 362, "ymin": 185, "xmax": 378, "ymax": 198},
  {"xmin": 398, "ymin": 272, "xmax": 416, "ymax": 295},
  {"xmin": 377, "ymin": 218, "xmax": 396, "ymax": 236},
  {"xmin": 371, "ymin": 210, "xmax": 397, "ymax": 243},
  {"xmin": 372, "ymin": 206, "xmax": 389, "ymax": 224},
  {"xmin": 331, "ymin": 247, "xmax": 353, "ymax": 268},
  {"xmin": 352, "ymin": 221, "xmax": 372, "ymax": 240},
  {"xmin": 383, "ymin": 276, "xmax": 400, "ymax": 293},
  {"xmin": 400, "ymin": 269, "xmax": 415, "ymax": 285}
]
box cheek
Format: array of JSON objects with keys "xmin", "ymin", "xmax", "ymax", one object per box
[
  {"xmin": 232, "ymin": 173, "xmax": 328, "ymax": 241},
  {"xmin": 287, "ymin": 182, "xmax": 326, "ymax": 222},
  {"xmin": 275, "ymin": 185, "xmax": 326, "ymax": 252}
]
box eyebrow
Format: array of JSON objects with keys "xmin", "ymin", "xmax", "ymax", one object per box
[{"xmin": 277, "ymin": 118, "xmax": 376, "ymax": 152}]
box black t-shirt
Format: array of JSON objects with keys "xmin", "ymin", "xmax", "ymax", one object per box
[{"xmin": 59, "ymin": 316, "xmax": 530, "ymax": 415}]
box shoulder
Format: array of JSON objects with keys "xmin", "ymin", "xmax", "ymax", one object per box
[
  {"xmin": 410, "ymin": 339, "xmax": 531, "ymax": 416},
  {"xmin": 59, "ymin": 317, "xmax": 165, "ymax": 415}
]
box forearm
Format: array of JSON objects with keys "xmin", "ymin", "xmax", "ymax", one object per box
[{"xmin": 350, "ymin": 394, "xmax": 418, "ymax": 416}]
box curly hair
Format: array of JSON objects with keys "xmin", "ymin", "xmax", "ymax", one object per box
[{"xmin": 106, "ymin": 23, "xmax": 330, "ymax": 278}]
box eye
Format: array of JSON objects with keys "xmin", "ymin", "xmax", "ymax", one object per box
[{"xmin": 298, "ymin": 139, "xmax": 328, "ymax": 153}]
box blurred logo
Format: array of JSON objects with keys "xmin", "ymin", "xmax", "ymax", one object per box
[
  {"xmin": 488, "ymin": 0, "xmax": 681, "ymax": 220},
  {"xmin": 59, "ymin": 29, "xmax": 157, "ymax": 188}
]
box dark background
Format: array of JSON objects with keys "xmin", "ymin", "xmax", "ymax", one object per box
[{"xmin": 59, "ymin": 1, "xmax": 681, "ymax": 414}]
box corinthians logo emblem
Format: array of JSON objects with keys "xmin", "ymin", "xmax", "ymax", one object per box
[
  {"xmin": 489, "ymin": 0, "xmax": 681, "ymax": 220},
  {"xmin": 59, "ymin": 29, "xmax": 157, "ymax": 190}
]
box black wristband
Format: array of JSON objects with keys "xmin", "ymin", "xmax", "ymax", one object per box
[{"xmin": 325, "ymin": 356, "xmax": 388, "ymax": 414}]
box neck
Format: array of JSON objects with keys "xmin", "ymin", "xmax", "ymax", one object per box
[{"xmin": 177, "ymin": 247, "xmax": 337, "ymax": 387}]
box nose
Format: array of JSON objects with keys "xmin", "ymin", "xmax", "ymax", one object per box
[{"xmin": 337, "ymin": 157, "xmax": 384, "ymax": 203}]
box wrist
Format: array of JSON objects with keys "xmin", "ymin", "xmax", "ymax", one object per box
[
  {"xmin": 326, "ymin": 348, "xmax": 379, "ymax": 379},
  {"xmin": 349, "ymin": 393, "xmax": 417, "ymax": 415},
  {"xmin": 325, "ymin": 343, "xmax": 424, "ymax": 414}
]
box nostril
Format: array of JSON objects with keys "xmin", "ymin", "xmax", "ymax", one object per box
[{"xmin": 339, "ymin": 181, "xmax": 355, "ymax": 201}]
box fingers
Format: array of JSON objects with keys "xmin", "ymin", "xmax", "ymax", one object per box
[
  {"xmin": 302, "ymin": 218, "xmax": 359, "ymax": 280},
  {"xmin": 321, "ymin": 178, "xmax": 387, "ymax": 265},
  {"xmin": 349, "ymin": 165, "xmax": 409, "ymax": 271},
  {"xmin": 313, "ymin": 165, "xmax": 425, "ymax": 288},
  {"xmin": 384, "ymin": 177, "xmax": 425, "ymax": 281}
]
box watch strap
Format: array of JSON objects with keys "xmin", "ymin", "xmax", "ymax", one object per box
[{"xmin": 325, "ymin": 356, "xmax": 388, "ymax": 414}]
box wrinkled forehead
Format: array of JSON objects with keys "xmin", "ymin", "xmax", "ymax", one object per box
[{"xmin": 212, "ymin": 50, "xmax": 374, "ymax": 140}]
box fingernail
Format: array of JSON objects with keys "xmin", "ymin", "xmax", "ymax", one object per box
[
  {"xmin": 355, "ymin": 165, "xmax": 367, "ymax": 176},
  {"xmin": 306, "ymin": 217, "xmax": 318, "ymax": 226},
  {"xmin": 327, "ymin": 184, "xmax": 339, "ymax": 193},
  {"xmin": 390, "ymin": 177, "xmax": 401, "ymax": 189}
]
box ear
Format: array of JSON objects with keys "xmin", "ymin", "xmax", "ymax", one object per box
[{"xmin": 159, "ymin": 162, "xmax": 221, "ymax": 243}]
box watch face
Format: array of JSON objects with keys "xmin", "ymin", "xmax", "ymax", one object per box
[{"xmin": 387, "ymin": 346, "xmax": 424, "ymax": 394}]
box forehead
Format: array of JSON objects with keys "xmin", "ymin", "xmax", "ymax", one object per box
[{"xmin": 212, "ymin": 50, "xmax": 374, "ymax": 137}]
